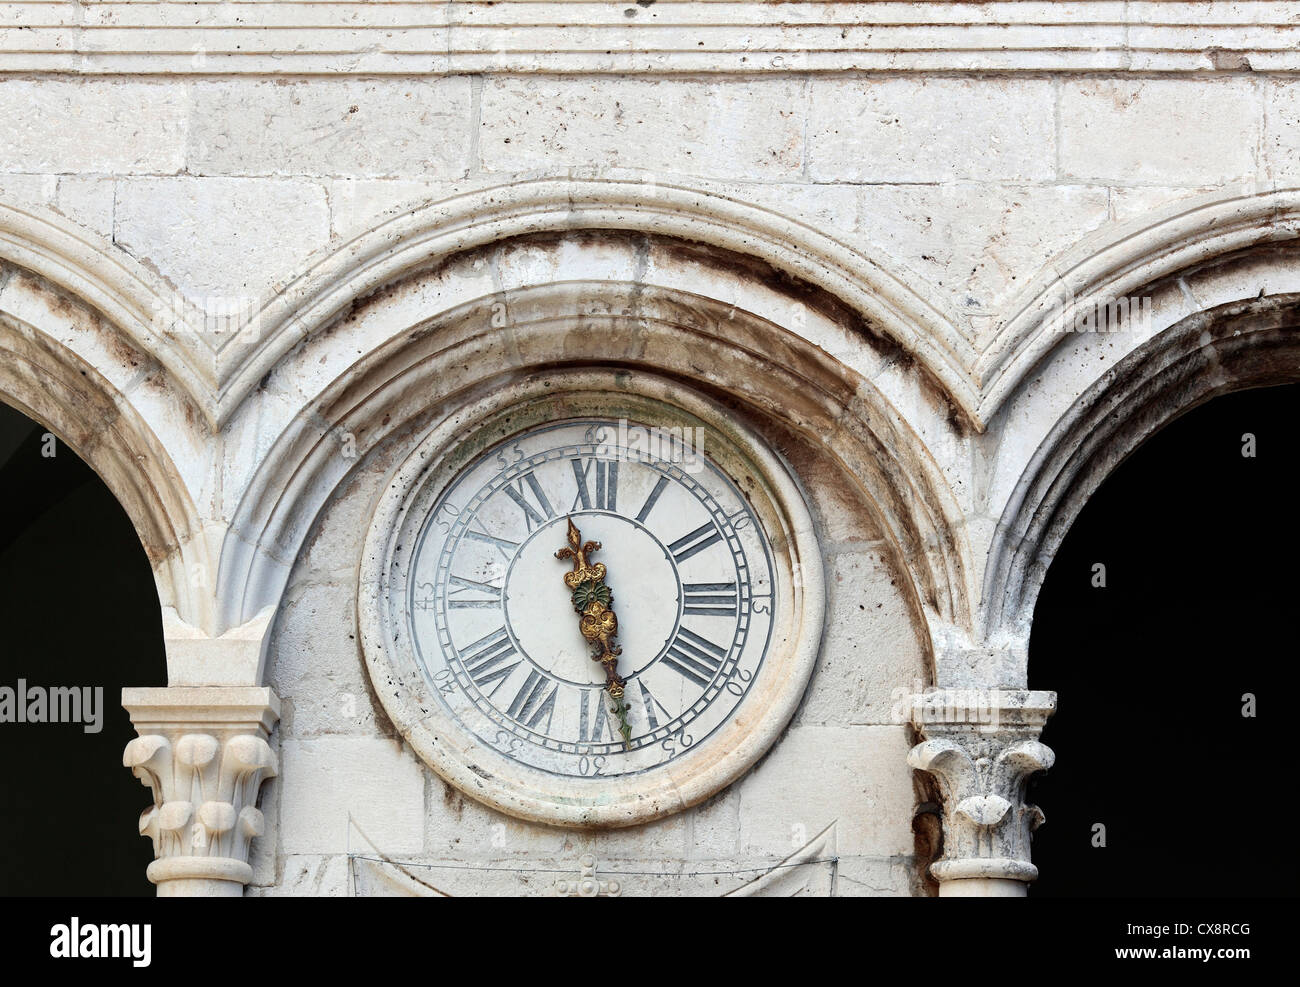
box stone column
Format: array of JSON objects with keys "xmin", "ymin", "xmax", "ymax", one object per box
[
  {"xmin": 122, "ymin": 687, "xmax": 279, "ymax": 897},
  {"xmin": 908, "ymin": 689, "xmax": 1056, "ymax": 897}
]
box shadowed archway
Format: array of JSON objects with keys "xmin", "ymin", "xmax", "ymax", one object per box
[
  {"xmin": 0, "ymin": 402, "xmax": 164, "ymax": 895},
  {"xmin": 1027, "ymin": 385, "xmax": 1298, "ymax": 896}
]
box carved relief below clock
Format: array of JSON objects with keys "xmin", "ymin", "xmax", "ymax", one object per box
[{"xmin": 359, "ymin": 373, "xmax": 824, "ymax": 827}]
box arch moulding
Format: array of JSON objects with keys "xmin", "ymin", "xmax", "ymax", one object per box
[
  {"xmin": 214, "ymin": 176, "xmax": 975, "ymax": 428},
  {"xmin": 977, "ymin": 186, "xmax": 1300, "ymax": 423},
  {"xmin": 985, "ymin": 290, "xmax": 1300, "ymax": 653},
  {"xmin": 221, "ymin": 271, "xmax": 975, "ymax": 684},
  {"xmin": 0, "ymin": 238, "xmax": 212, "ymax": 635}
]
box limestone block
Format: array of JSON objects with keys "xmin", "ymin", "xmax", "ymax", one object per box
[
  {"xmin": 189, "ymin": 79, "xmax": 474, "ymax": 179},
  {"xmin": 1264, "ymin": 81, "xmax": 1300, "ymax": 185},
  {"xmin": 833, "ymin": 855, "xmax": 917, "ymax": 898},
  {"xmin": 249, "ymin": 855, "xmax": 350, "ymax": 897},
  {"xmin": 0, "ymin": 80, "xmax": 187, "ymax": 174},
  {"xmin": 164, "ymin": 609, "xmax": 271, "ymax": 687},
  {"xmin": 425, "ymin": 779, "xmax": 569, "ymax": 861},
  {"xmin": 422, "ymin": 773, "xmax": 743, "ymax": 866},
  {"xmin": 1107, "ymin": 185, "xmax": 1223, "ymax": 223},
  {"xmin": 798, "ymin": 549, "xmax": 928, "ymax": 727},
  {"xmin": 578, "ymin": 811, "xmax": 691, "ymax": 861},
  {"xmin": 1059, "ymin": 79, "xmax": 1259, "ymax": 184},
  {"xmin": 267, "ymin": 581, "xmax": 375, "ymax": 738},
  {"xmin": 854, "ymin": 183, "xmax": 1110, "ymax": 334},
  {"xmin": 0, "ymin": 175, "xmax": 115, "ymax": 236},
  {"xmin": 736, "ymin": 724, "xmax": 916, "ymax": 858},
  {"xmin": 114, "ymin": 176, "xmax": 329, "ymax": 300},
  {"xmin": 479, "ymin": 77, "xmax": 807, "ymax": 180},
  {"xmin": 425, "ymin": 783, "xmax": 695, "ymax": 864},
  {"xmin": 278, "ymin": 736, "xmax": 425, "ymax": 856},
  {"xmin": 808, "ymin": 79, "xmax": 1056, "ymax": 183},
  {"xmin": 684, "ymin": 788, "xmax": 743, "ymax": 860},
  {"xmin": 713, "ymin": 180, "xmax": 864, "ymax": 239},
  {"xmin": 326, "ymin": 177, "xmax": 504, "ymax": 240},
  {"xmin": 51, "ymin": 178, "xmax": 117, "ymax": 235}
]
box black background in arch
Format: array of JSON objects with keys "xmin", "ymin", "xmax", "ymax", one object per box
[
  {"xmin": 0, "ymin": 402, "xmax": 163, "ymax": 895},
  {"xmin": 1028, "ymin": 383, "xmax": 1298, "ymax": 897}
]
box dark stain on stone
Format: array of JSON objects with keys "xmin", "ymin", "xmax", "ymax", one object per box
[
  {"xmin": 356, "ymin": 645, "xmax": 398, "ymax": 738},
  {"xmin": 1206, "ymin": 47, "xmax": 1252, "ymax": 71},
  {"xmin": 440, "ymin": 781, "xmax": 466, "ymax": 820},
  {"xmin": 909, "ymin": 742, "xmax": 943, "ymax": 898}
]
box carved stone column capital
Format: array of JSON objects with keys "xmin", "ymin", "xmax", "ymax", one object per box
[
  {"xmin": 908, "ymin": 688, "xmax": 1056, "ymax": 897},
  {"xmin": 122, "ymin": 687, "xmax": 280, "ymax": 897}
]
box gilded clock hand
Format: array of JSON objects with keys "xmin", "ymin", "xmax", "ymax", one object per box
[{"xmin": 555, "ymin": 518, "xmax": 632, "ymax": 749}]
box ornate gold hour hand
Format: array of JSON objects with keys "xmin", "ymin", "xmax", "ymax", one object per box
[{"xmin": 556, "ymin": 518, "xmax": 631, "ymax": 749}]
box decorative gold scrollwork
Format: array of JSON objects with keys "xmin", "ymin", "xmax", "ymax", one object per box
[{"xmin": 556, "ymin": 518, "xmax": 631, "ymax": 748}]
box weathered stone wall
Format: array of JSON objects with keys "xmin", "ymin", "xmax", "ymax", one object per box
[
  {"xmin": 1, "ymin": 1, "xmax": 1295, "ymax": 895},
  {"xmin": 257, "ymin": 374, "xmax": 929, "ymax": 894},
  {"xmin": 3, "ymin": 72, "xmax": 1287, "ymax": 336}
]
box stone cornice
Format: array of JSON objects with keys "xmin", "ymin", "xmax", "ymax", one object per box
[{"xmin": 0, "ymin": 2, "xmax": 1294, "ymax": 77}]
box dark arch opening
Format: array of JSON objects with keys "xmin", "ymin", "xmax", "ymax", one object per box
[
  {"xmin": 1027, "ymin": 383, "xmax": 1298, "ymax": 897},
  {"xmin": 0, "ymin": 401, "xmax": 164, "ymax": 895}
]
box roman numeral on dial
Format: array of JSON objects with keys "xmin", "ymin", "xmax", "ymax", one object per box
[
  {"xmin": 635, "ymin": 475, "xmax": 670, "ymax": 523},
  {"xmin": 577, "ymin": 687, "xmax": 614, "ymax": 744},
  {"xmin": 502, "ymin": 471, "xmax": 555, "ymax": 531},
  {"xmin": 507, "ymin": 670, "xmax": 559, "ymax": 732},
  {"xmin": 463, "ymin": 526, "xmax": 519, "ymax": 562},
  {"xmin": 682, "ymin": 582, "xmax": 738, "ymax": 616},
  {"xmin": 446, "ymin": 574, "xmax": 503, "ymax": 609},
  {"xmin": 660, "ymin": 628, "xmax": 727, "ymax": 688},
  {"xmin": 570, "ymin": 458, "xmax": 618, "ymax": 511},
  {"xmin": 636, "ymin": 678, "xmax": 671, "ymax": 732},
  {"xmin": 668, "ymin": 522, "xmax": 723, "ymax": 563},
  {"xmin": 461, "ymin": 627, "xmax": 520, "ymax": 697}
]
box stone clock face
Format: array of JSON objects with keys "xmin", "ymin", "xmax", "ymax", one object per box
[
  {"xmin": 408, "ymin": 419, "xmax": 775, "ymax": 778},
  {"xmin": 360, "ymin": 382, "xmax": 823, "ymax": 827}
]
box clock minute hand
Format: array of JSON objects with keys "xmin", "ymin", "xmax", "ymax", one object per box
[{"xmin": 555, "ymin": 517, "xmax": 632, "ymax": 750}]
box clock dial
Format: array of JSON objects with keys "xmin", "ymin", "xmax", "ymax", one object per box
[
  {"xmin": 360, "ymin": 379, "xmax": 824, "ymax": 827},
  {"xmin": 407, "ymin": 420, "xmax": 775, "ymax": 778}
]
